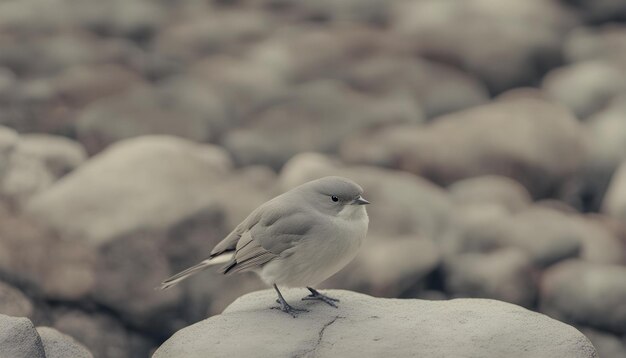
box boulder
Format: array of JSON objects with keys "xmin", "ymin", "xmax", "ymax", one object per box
[
  {"xmin": 603, "ymin": 160, "xmax": 626, "ymax": 220},
  {"xmin": 448, "ymin": 175, "xmax": 532, "ymax": 213},
  {"xmin": 0, "ymin": 280, "xmax": 34, "ymax": 318},
  {"xmin": 154, "ymin": 289, "xmax": 598, "ymax": 358},
  {"xmin": 540, "ymin": 260, "xmax": 626, "ymax": 334},
  {"xmin": 223, "ymin": 80, "xmax": 422, "ymax": 169},
  {"xmin": 75, "ymin": 79, "xmax": 228, "ymax": 154},
  {"xmin": 392, "ymin": 0, "xmax": 576, "ymax": 93},
  {"xmin": 542, "ymin": 61, "xmax": 626, "ymax": 119},
  {"xmin": 0, "ymin": 314, "xmax": 45, "ymax": 358},
  {"xmin": 341, "ymin": 95, "xmax": 588, "ymax": 197},
  {"xmin": 444, "ymin": 248, "xmax": 537, "ymax": 308},
  {"xmin": 36, "ymin": 326, "xmax": 93, "ymax": 358},
  {"xmin": 51, "ymin": 309, "xmax": 154, "ymax": 358},
  {"xmin": 564, "ymin": 25, "xmax": 626, "ymax": 64}
]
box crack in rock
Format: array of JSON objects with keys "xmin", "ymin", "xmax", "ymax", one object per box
[{"xmin": 294, "ymin": 315, "xmax": 344, "ymax": 358}]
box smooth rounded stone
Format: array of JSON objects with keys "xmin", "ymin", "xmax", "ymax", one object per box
[
  {"xmin": 52, "ymin": 309, "xmax": 154, "ymax": 358},
  {"xmin": 0, "ymin": 281, "xmax": 33, "ymax": 318},
  {"xmin": 341, "ymin": 95, "xmax": 587, "ymax": 197},
  {"xmin": 0, "ymin": 204, "xmax": 96, "ymax": 301},
  {"xmin": 0, "ymin": 314, "xmax": 45, "ymax": 358},
  {"xmin": 51, "ymin": 64, "xmax": 144, "ymax": 108},
  {"xmin": 25, "ymin": 135, "xmax": 231, "ymax": 245},
  {"xmin": 36, "ymin": 326, "xmax": 93, "ymax": 358},
  {"xmin": 581, "ymin": 328, "xmax": 626, "ymax": 358},
  {"xmin": 586, "ymin": 97, "xmax": 626, "ymax": 176},
  {"xmin": 540, "ymin": 260, "xmax": 626, "ymax": 334},
  {"xmin": 324, "ymin": 235, "xmax": 440, "ymax": 298},
  {"xmin": 280, "ymin": 152, "xmax": 454, "ymax": 241},
  {"xmin": 461, "ymin": 206, "xmax": 584, "ymax": 267},
  {"xmin": 444, "ymin": 248, "xmax": 537, "ymax": 308},
  {"xmin": 154, "ymin": 289, "xmax": 598, "ymax": 358},
  {"xmin": 340, "ymin": 55, "xmax": 488, "ymax": 118},
  {"xmin": 575, "ymin": 217, "xmax": 625, "ymax": 265},
  {"xmin": 189, "ymin": 55, "xmax": 289, "ymax": 125},
  {"xmin": 16, "ymin": 134, "xmax": 87, "ymax": 178},
  {"xmin": 564, "ymin": 25, "xmax": 626, "ymax": 64},
  {"xmin": 392, "ymin": 0, "xmax": 576, "ymax": 93},
  {"xmin": 448, "ymin": 175, "xmax": 532, "ymax": 213},
  {"xmin": 223, "ymin": 80, "xmax": 422, "ymax": 169},
  {"xmin": 603, "ymin": 160, "xmax": 626, "ymax": 220},
  {"xmin": 76, "ymin": 78, "xmax": 228, "ymax": 154},
  {"xmin": 154, "ymin": 9, "xmax": 272, "ymax": 62},
  {"xmin": 542, "ymin": 61, "xmax": 626, "ymax": 119},
  {"xmin": 0, "ymin": 125, "xmax": 18, "ymax": 177}
]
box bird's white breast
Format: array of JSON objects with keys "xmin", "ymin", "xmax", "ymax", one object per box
[{"xmin": 259, "ymin": 205, "xmax": 368, "ymax": 287}]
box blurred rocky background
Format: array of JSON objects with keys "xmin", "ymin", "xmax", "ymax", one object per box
[{"xmin": 0, "ymin": 0, "xmax": 625, "ymax": 357}]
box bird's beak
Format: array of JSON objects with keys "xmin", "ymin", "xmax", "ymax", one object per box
[{"xmin": 352, "ymin": 196, "xmax": 370, "ymax": 205}]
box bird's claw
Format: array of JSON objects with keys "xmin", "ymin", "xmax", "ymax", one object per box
[{"xmin": 301, "ymin": 288, "xmax": 340, "ymax": 308}]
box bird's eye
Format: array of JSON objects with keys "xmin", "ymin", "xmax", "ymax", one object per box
[{"xmin": 331, "ymin": 195, "xmax": 339, "ymax": 202}]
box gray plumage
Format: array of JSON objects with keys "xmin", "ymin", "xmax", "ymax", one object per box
[{"xmin": 159, "ymin": 176, "xmax": 369, "ymax": 316}]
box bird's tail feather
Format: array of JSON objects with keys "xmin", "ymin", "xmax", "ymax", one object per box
[{"xmin": 158, "ymin": 253, "xmax": 234, "ymax": 290}]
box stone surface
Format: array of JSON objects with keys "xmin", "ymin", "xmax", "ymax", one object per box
[
  {"xmin": 154, "ymin": 290, "xmax": 598, "ymax": 358},
  {"xmin": 36, "ymin": 326, "xmax": 93, "ymax": 358},
  {"xmin": 0, "ymin": 280, "xmax": 34, "ymax": 318},
  {"xmin": 0, "ymin": 314, "xmax": 45, "ymax": 358},
  {"xmin": 540, "ymin": 260, "xmax": 626, "ymax": 334},
  {"xmin": 341, "ymin": 95, "xmax": 588, "ymax": 197},
  {"xmin": 223, "ymin": 79, "xmax": 422, "ymax": 169},
  {"xmin": 542, "ymin": 61, "xmax": 626, "ymax": 119},
  {"xmin": 444, "ymin": 248, "xmax": 537, "ymax": 308},
  {"xmin": 564, "ymin": 25, "xmax": 626, "ymax": 64},
  {"xmin": 448, "ymin": 175, "xmax": 532, "ymax": 213}
]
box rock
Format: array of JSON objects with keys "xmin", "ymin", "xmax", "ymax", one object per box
[
  {"xmin": 75, "ymin": 79, "xmax": 228, "ymax": 154},
  {"xmin": 0, "ymin": 314, "xmax": 45, "ymax": 358},
  {"xmin": 36, "ymin": 326, "xmax": 93, "ymax": 358},
  {"xmin": 223, "ymin": 80, "xmax": 422, "ymax": 169},
  {"xmin": 444, "ymin": 248, "xmax": 537, "ymax": 307},
  {"xmin": 0, "ymin": 149, "xmax": 55, "ymax": 206},
  {"xmin": 460, "ymin": 206, "xmax": 584, "ymax": 266},
  {"xmin": 564, "ymin": 25, "xmax": 626, "ymax": 64},
  {"xmin": 339, "ymin": 55, "xmax": 488, "ymax": 118},
  {"xmin": 392, "ymin": 0, "xmax": 576, "ymax": 93},
  {"xmin": 154, "ymin": 289, "xmax": 598, "ymax": 358},
  {"xmin": 15, "ymin": 134, "xmax": 87, "ymax": 178},
  {"xmin": 341, "ymin": 95, "xmax": 588, "ymax": 197},
  {"xmin": 586, "ymin": 97, "xmax": 626, "ymax": 173},
  {"xmin": 52, "ymin": 309, "xmax": 153, "ymax": 358},
  {"xmin": 603, "ymin": 160, "xmax": 626, "ymax": 220},
  {"xmin": 540, "ymin": 260, "xmax": 626, "ymax": 334},
  {"xmin": 0, "ymin": 281, "xmax": 34, "ymax": 318},
  {"xmin": 280, "ymin": 153, "xmax": 454, "ymax": 240},
  {"xmin": 575, "ymin": 217, "xmax": 625, "ymax": 264},
  {"xmin": 324, "ymin": 235, "xmax": 440, "ymax": 298},
  {"xmin": 448, "ymin": 175, "xmax": 532, "ymax": 213},
  {"xmin": 580, "ymin": 328, "xmax": 626, "ymax": 358},
  {"xmin": 0, "ymin": 125, "xmax": 18, "ymax": 177},
  {"xmin": 24, "ymin": 136, "xmax": 232, "ymax": 335},
  {"xmin": 542, "ymin": 61, "xmax": 626, "ymax": 119}
]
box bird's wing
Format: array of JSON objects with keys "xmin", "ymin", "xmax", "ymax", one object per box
[
  {"xmin": 221, "ymin": 202, "xmax": 315, "ymax": 274},
  {"xmin": 209, "ymin": 202, "xmax": 267, "ymax": 257}
]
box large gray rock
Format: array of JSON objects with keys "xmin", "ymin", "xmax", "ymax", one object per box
[
  {"xmin": 154, "ymin": 289, "xmax": 598, "ymax": 358},
  {"xmin": 392, "ymin": 0, "xmax": 576, "ymax": 93},
  {"xmin": 448, "ymin": 175, "xmax": 532, "ymax": 213},
  {"xmin": 603, "ymin": 160, "xmax": 626, "ymax": 220},
  {"xmin": 0, "ymin": 314, "xmax": 45, "ymax": 358},
  {"xmin": 444, "ymin": 248, "xmax": 537, "ymax": 308},
  {"xmin": 76, "ymin": 79, "xmax": 228, "ymax": 154},
  {"xmin": 540, "ymin": 260, "xmax": 626, "ymax": 334},
  {"xmin": 542, "ymin": 61, "xmax": 626, "ymax": 119},
  {"xmin": 564, "ymin": 25, "xmax": 626, "ymax": 64},
  {"xmin": 223, "ymin": 79, "xmax": 422, "ymax": 169},
  {"xmin": 0, "ymin": 280, "xmax": 33, "ymax": 318},
  {"xmin": 36, "ymin": 326, "xmax": 93, "ymax": 358},
  {"xmin": 341, "ymin": 95, "xmax": 588, "ymax": 197}
]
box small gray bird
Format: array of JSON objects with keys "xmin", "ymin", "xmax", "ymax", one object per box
[{"xmin": 160, "ymin": 176, "xmax": 369, "ymax": 317}]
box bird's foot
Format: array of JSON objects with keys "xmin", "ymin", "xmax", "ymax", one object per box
[
  {"xmin": 271, "ymin": 300, "xmax": 309, "ymax": 318},
  {"xmin": 301, "ymin": 287, "xmax": 340, "ymax": 308}
]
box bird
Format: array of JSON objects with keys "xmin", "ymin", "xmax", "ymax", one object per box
[{"xmin": 159, "ymin": 176, "xmax": 370, "ymax": 317}]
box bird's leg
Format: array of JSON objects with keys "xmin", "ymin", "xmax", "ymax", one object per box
[
  {"xmin": 302, "ymin": 287, "xmax": 340, "ymax": 308},
  {"xmin": 271, "ymin": 284, "xmax": 308, "ymax": 318}
]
